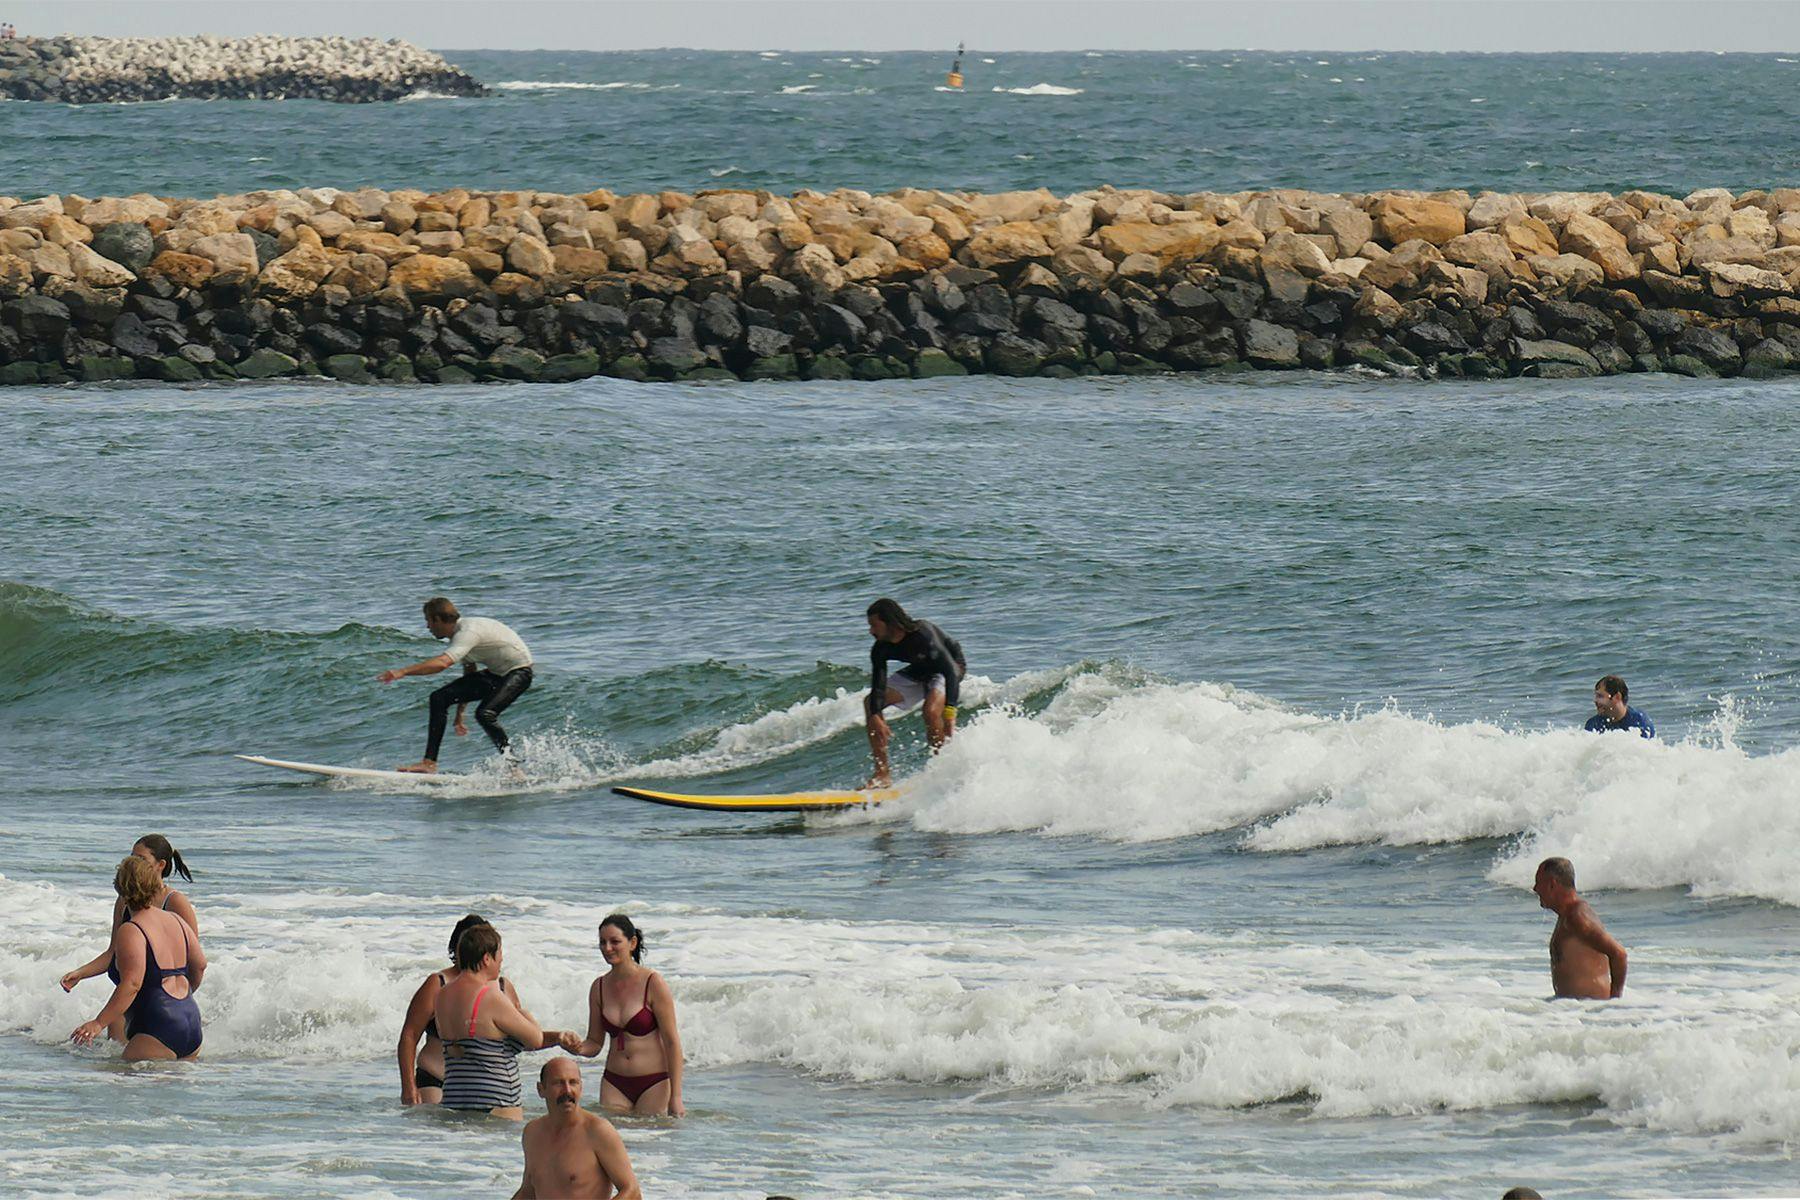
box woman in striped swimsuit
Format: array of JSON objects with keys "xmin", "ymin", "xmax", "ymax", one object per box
[{"xmin": 433, "ymin": 923, "xmax": 564, "ymax": 1118}]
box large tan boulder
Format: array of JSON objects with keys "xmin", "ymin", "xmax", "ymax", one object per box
[
  {"xmin": 1560, "ymin": 212, "xmax": 1637, "ymax": 282},
  {"xmin": 1370, "ymin": 196, "xmax": 1465, "ymax": 246},
  {"xmin": 960, "ymin": 221, "xmax": 1052, "ymax": 269},
  {"xmin": 922, "ymin": 204, "xmax": 970, "ymax": 245},
  {"xmin": 450, "ymin": 248, "xmax": 505, "ymax": 277},
  {"xmin": 1441, "ymin": 231, "xmax": 1516, "ymax": 277},
  {"xmin": 1359, "ymin": 239, "xmax": 1444, "ymax": 291},
  {"xmin": 1526, "ymin": 192, "xmax": 1606, "ymax": 225},
  {"xmin": 1524, "ymin": 252, "xmax": 1605, "ymax": 290},
  {"xmin": 67, "ymin": 242, "xmax": 136, "ymax": 286},
  {"xmin": 177, "ymin": 206, "xmax": 242, "ymax": 237},
  {"xmin": 328, "ymin": 253, "xmax": 389, "ymax": 298},
  {"xmin": 1497, "ymin": 213, "xmax": 1560, "ymax": 259},
  {"xmin": 612, "ymin": 194, "xmax": 660, "ymax": 233},
  {"xmin": 0, "ymin": 202, "xmax": 63, "ymax": 232},
  {"xmin": 785, "ymin": 242, "xmax": 845, "ymax": 292},
  {"xmin": 1260, "ymin": 230, "xmax": 1333, "ymax": 277},
  {"xmin": 337, "ymin": 230, "xmax": 420, "ymax": 264},
  {"xmin": 726, "ymin": 239, "xmax": 779, "ymax": 275},
  {"xmin": 380, "ymin": 201, "xmax": 419, "ymax": 234},
  {"xmin": 1095, "ymin": 221, "xmax": 1221, "ymax": 264},
  {"xmin": 610, "ymin": 238, "xmax": 649, "ymax": 272},
  {"xmin": 1052, "ymin": 245, "xmax": 1114, "ymax": 280},
  {"xmin": 0, "ymin": 253, "xmax": 31, "ymax": 298},
  {"xmin": 1686, "ymin": 236, "xmax": 1769, "ymax": 269},
  {"xmin": 664, "ymin": 225, "xmax": 725, "ymax": 272},
  {"xmin": 23, "ymin": 242, "xmax": 75, "ymax": 281},
  {"xmin": 187, "ymin": 233, "xmax": 259, "ymax": 282},
  {"xmin": 80, "ymin": 195, "xmax": 170, "ymax": 227},
  {"xmin": 898, "ymin": 231, "xmax": 951, "ymax": 270},
  {"xmin": 969, "ymin": 189, "xmax": 1058, "ymax": 223},
  {"xmin": 1320, "ymin": 207, "xmax": 1374, "ymax": 258},
  {"xmin": 144, "ymin": 250, "xmax": 215, "ymax": 289},
  {"xmin": 693, "ymin": 192, "xmax": 761, "ymax": 222},
  {"xmin": 388, "ymin": 253, "xmax": 480, "ymax": 296},
  {"xmin": 550, "ymin": 245, "xmax": 614, "ymax": 278},
  {"xmin": 306, "ymin": 211, "xmax": 356, "ymax": 241},
  {"xmin": 1466, "ymin": 192, "xmax": 1526, "ymax": 229},
  {"xmin": 1702, "ymin": 260, "xmax": 1791, "ymax": 299},
  {"xmin": 40, "ymin": 215, "xmax": 93, "ymax": 246},
  {"xmin": 1035, "ymin": 200, "xmax": 1095, "ymax": 251},
  {"xmin": 1727, "ymin": 207, "xmax": 1777, "ymax": 249},
  {"xmin": 257, "ymin": 243, "xmax": 338, "ymax": 301},
  {"xmin": 506, "ymin": 234, "xmax": 558, "ymax": 277}
]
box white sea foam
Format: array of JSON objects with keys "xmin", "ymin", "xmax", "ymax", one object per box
[
  {"xmin": 10, "ymin": 879, "xmax": 1799, "ymax": 1141},
  {"xmin": 867, "ymin": 675, "xmax": 1800, "ymax": 905},
  {"xmin": 993, "ymin": 83, "xmax": 1084, "ymax": 96},
  {"xmin": 779, "ymin": 84, "xmax": 817, "ymax": 94},
  {"xmin": 397, "ymin": 89, "xmax": 458, "ymax": 102},
  {"xmin": 495, "ymin": 80, "xmax": 648, "ymax": 91}
]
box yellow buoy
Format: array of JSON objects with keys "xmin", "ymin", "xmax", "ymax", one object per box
[{"xmin": 945, "ymin": 41, "xmax": 965, "ymax": 89}]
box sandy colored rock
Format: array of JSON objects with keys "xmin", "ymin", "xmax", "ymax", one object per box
[
  {"xmin": 612, "ymin": 193, "xmax": 660, "ymax": 233},
  {"xmin": 898, "ymin": 231, "xmax": 951, "ymax": 270},
  {"xmin": 550, "ymin": 245, "xmax": 612, "ymax": 278},
  {"xmin": 1466, "ymin": 192, "xmax": 1526, "ymax": 229},
  {"xmin": 1441, "ymin": 231, "xmax": 1516, "ymax": 277},
  {"xmin": 79, "ymin": 196, "xmax": 170, "ymax": 227},
  {"xmin": 144, "ymin": 249, "xmax": 215, "ymax": 288},
  {"xmin": 40, "ymin": 215, "xmax": 94, "ymax": 246},
  {"xmin": 785, "ymin": 242, "xmax": 845, "ymax": 291},
  {"xmin": 336, "ymin": 230, "xmax": 419, "ymax": 264},
  {"xmin": 1525, "ymin": 252, "xmax": 1605, "ymax": 290},
  {"xmin": 66, "ymin": 242, "xmax": 135, "ymax": 286},
  {"xmin": 0, "ymin": 253, "xmax": 32, "ymax": 298},
  {"xmin": 665, "ymin": 225, "xmax": 725, "ymax": 272},
  {"xmin": 1095, "ymin": 222, "xmax": 1222, "ymax": 265},
  {"xmin": 961, "ymin": 221, "xmax": 1052, "ymax": 269},
  {"xmin": 1260, "ymin": 230, "xmax": 1333, "ymax": 278},
  {"xmin": 1497, "ymin": 213, "xmax": 1560, "ymax": 259},
  {"xmin": 1560, "ymin": 212, "xmax": 1637, "ymax": 282},
  {"xmin": 1371, "ymin": 196, "xmax": 1465, "ymax": 246},
  {"xmin": 505, "ymin": 234, "xmax": 557, "ymax": 277},
  {"xmin": 922, "ymin": 204, "xmax": 970, "ymax": 246},
  {"xmin": 969, "ymin": 189, "xmax": 1058, "ymax": 224},
  {"xmin": 380, "ymin": 201, "xmax": 418, "ymax": 234},
  {"xmin": 388, "ymin": 253, "xmax": 479, "ymax": 295},
  {"xmin": 1319, "ymin": 207, "xmax": 1374, "ymax": 259},
  {"xmin": 23, "ymin": 242, "xmax": 75, "ymax": 281},
  {"xmin": 450, "ymin": 248, "xmax": 504, "ymax": 276},
  {"xmin": 1052, "ymin": 245, "xmax": 1114, "ymax": 280},
  {"xmin": 328, "ymin": 253, "xmax": 388, "ymax": 297},
  {"xmin": 1727, "ymin": 207, "xmax": 1776, "ymax": 249},
  {"xmin": 610, "ymin": 238, "xmax": 648, "ymax": 272},
  {"xmin": 1359, "ymin": 239, "xmax": 1444, "ymax": 291},
  {"xmin": 1703, "ymin": 260, "xmax": 1791, "ymax": 298},
  {"xmin": 257, "ymin": 242, "xmax": 338, "ymax": 301},
  {"xmin": 187, "ymin": 232, "xmax": 259, "ymax": 282},
  {"xmin": 1686, "ymin": 236, "xmax": 1769, "ymax": 269}
]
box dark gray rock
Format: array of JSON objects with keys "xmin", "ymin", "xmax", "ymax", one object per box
[
  {"xmin": 237, "ymin": 348, "xmax": 300, "ymax": 379},
  {"xmin": 697, "ymin": 294, "xmax": 744, "ymax": 345},
  {"xmin": 816, "ymin": 304, "xmax": 868, "ymax": 346},
  {"xmin": 743, "ymin": 324, "xmax": 793, "ymax": 358},
  {"xmin": 743, "ymin": 353, "xmax": 799, "ymax": 380},
  {"xmin": 1672, "ymin": 326, "xmax": 1742, "ymax": 372},
  {"xmin": 647, "ymin": 336, "xmax": 706, "ymax": 374},
  {"xmin": 92, "ymin": 222, "xmax": 154, "ymax": 273},
  {"xmin": 11, "ymin": 294, "xmax": 72, "ymax": 340},
  {"xmin": 1212, "ymin": 278, "xmax": 1264, "ymax": 321},
  {"xmin": 540, "ymin": 350, "xmax": 600, "ymax": 382},
  {"xmin": 985, "ymin": 333, "xmax": 1047, "ymax": 376},
  {"xmin": 1524, "ymin": 361, "xmax": 1599, "ymax": 379},
  {"xmin": 1241, "ymin": 319, "xmax": 1301, "ymax": 367},
  {"xmin": 78, "ymin": 355, "xmax": 136, "ymax": 382},
  {"xmin": 1506, "ymin": 306, "xmax": 1546, "ymax": 340},
  {"xmin": 1634, "ymin": 308, "xmax": 1687, "ymax": 339},
  {"xmin": 1742, "ymin": 338, "xmax": 1795, "ymax": 374},
  {"xmin": 805, "ymin": 353, "xmax": 854, "ymax": 380},
  {"xmin": 1510, "ymin": 338, "xmax": 1602, "ymax": 375},
  {"xmin": 322, "ymin": 353, "xmax": 374, "ymax": 383},
  {"xmin": 305, "ymin": 324, "xmax": 363, "ymax": 356},
  {"xmin": 746, "ymin": 275, "xmax": 802, "ymax": 314},
  {"xmin": 108, "ymin": 313, "xmax": 161, "ymax": 359},
  {"xmin": 1404, "ymin": 321, "xmax": 1468, "ymax": 356},
  {"xmin": 245, "ymin": 228, "xmax": 281, "ymax": 269}
]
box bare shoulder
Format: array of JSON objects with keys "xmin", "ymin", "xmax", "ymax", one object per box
[
  {"xmin": 583, "ymin": 1110, "xmax": 623, "ymax": 1143},
  {"xmin": 521, "ymin": 1114, "xmax": 547, "ymax": 1145}
]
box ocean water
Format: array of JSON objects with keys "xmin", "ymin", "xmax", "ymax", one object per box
[
  {"xmin": 5, "ymin": 49, "xmax": 1800, "ymax": 198},
  {"xmin": 3, "ymin": 373, "xmax": 1800, "ymax": 1199}
]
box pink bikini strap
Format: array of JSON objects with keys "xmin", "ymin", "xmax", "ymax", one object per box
[{"xmin": 469, "ymin": 982, "xmax": 493, "ymax": 1037}]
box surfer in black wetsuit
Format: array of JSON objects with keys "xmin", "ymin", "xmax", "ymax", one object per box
[{"xmin": 864, "ymin": 598, "xmax": 966, "ymax": 788}]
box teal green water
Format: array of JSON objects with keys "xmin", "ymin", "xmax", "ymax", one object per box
[
  {"xmin": 4, "ymin": 373, "xmax": 1800, "ymax": 1197},
  {"xmin": 6, "ymin": 50, "xmax": 1800, "ymax": 198}
]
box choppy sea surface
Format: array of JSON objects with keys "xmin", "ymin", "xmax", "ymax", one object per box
[
  {"xmin": 3, "ymin": 373, "xmax": 1799, "ymax": 1199},
  {"xmin": 6, "ymin": 49, "xmax": 1800, "ymax": 198}
]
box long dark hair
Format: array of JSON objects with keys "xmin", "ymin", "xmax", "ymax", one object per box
[
  {"xmin": 866, "ymin": 598, "xmax": 917, "ymax": 635},
  {"xmin": 448, "ymin": 913, "xmax": 491, "ymax": 963},
  {"xmin": 134, "ymin": 834, "xmax": 192, "ymax": 883},
  {"xmin": 600, "ymin": 912, "xmax": 645, "ymax": 962}
]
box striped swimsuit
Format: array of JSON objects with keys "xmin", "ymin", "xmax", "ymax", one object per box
[{"xmin": 440, "ymin": 982, "xmax": 524, "ymax": 1111}]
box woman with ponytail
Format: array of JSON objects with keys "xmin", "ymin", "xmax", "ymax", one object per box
[{"xmin": 61, "ymin": 835, "xmax": 199, "ymax": 1008}]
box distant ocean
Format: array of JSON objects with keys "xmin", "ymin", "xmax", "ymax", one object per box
[
  {"xmin": 4, "ymin": 49, "xmax": 1800, "ymax": 198},
  {"xmin": 5, "ymin": 48, "xmax": 1800, "ymax": 1200}
]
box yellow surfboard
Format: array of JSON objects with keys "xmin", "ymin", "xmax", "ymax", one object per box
[{"xmin": 611, "ymin": 784, "xmax": 897, "ymax": 813}]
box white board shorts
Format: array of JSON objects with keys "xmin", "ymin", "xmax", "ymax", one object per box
[{"xmin": 881, "ymin": 672, "xmax": 946, "ymax": 715}]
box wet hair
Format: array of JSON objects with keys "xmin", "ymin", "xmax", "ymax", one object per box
[
  {"xmin": 599, "ymin": 913, "xmax": 645, "ymax": 962},
  {"xmin": 114, "ymin": 855, "xmax": 163, "ymax": 911},
  {"xmin": 866, "ymin": 598, "xmax": 917, "ymax": 635},
  {"xmin": 1536, "ymin": 857, "xmax": 1575, "ymax": 888},
  {"xmin": 133, "ymin": 834, "xmax": 192, "ymax": 883},
  {"xmin": 1502, "ymin": 1189, "xmax": 1544, "ymax": 1200},
  {"xmin": 423, "ymin": 596, "xmax": 460, "ymax": 623},
  {"xmin": 1595, "ymin": 675, "xmax": 1628, "ymax": 702},
  {"xmin": 455, "ymin": 923, "xmax": 502, "ymax": 971},
  {"xmin": 448, "ymin": 913, "xmax": 491, "ymax": 963}
]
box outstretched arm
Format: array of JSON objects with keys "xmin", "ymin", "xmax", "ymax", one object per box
[
  {"xmin": 61, "ymin": 897, "xmax": 126, "ymax": 992},
  {"xmin": 1572, "ymin": 907, "xmax": 1629, "ymax": 998},
  {"xmin": 560, "ymin": 978, "xmax": 607, "ymax": 1056},
  {"xmin": 71, "ymin": 925, "xmax": 145, "ymax": 1045},
  {"xmin": 378, "ymin": 652, "xmax": 456, "ymax": 683}
]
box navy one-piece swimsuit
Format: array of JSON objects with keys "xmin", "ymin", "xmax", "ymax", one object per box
[{"xmin": 118, "ymin": 917, "xmax": 201, "ymax": 1057}]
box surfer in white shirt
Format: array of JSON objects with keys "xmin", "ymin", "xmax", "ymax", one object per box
[{"xmin": 378, "ymin": 597, "xmax": 535, "ymax": 774}]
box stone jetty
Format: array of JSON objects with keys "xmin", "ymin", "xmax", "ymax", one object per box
[
  {"xmin": 4, "ymin": 183, "xmax": 1800, "ymax": 386},
  {"xmin": 0, "ymin": 36, "xmax": 483, "ymax": 102}
]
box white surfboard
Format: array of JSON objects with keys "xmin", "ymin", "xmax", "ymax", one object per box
[{"xmin": 235, "ymin": 754, "xmax": 465, "ymax": 784}]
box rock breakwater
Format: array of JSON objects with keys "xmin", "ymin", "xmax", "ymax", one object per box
[
  {"xmin": 0, "ymin": 36, "xmax": 484, "ymax": 102},
  {"xmin": 5, "ymin": 183, "xmax": 1800, "ymax": 386}
]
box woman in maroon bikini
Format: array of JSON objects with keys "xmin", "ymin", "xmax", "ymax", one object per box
[{"xmin": 560, "ymin": 913, "xmax": 685, "ymax": 1116}]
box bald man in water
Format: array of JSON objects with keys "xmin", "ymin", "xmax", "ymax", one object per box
[
  {"xmin": 513, "ymin": 1059, "xmax": 641, "ymax": 1200},
  {"xmin": 1533, "ymin": 857, "xmax": 1628, "ymax": 1000}
]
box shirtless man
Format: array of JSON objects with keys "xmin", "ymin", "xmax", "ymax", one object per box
[
  {"xmin": 1533, "ymin": 857, "xmax": 1628, "ymax": 1000},
  {"xmin": 514, "ymin": 1058, "xmax": 641, "ymax": 1200}
]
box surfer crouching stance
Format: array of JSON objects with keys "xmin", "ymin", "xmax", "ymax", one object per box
[
  {"xmin": 378, "ymin": 597, "xmax": 535, "ymax": 774},
  {"xmin": 864, "ymin": 598, "xmax": 966, "ymax": 788}
]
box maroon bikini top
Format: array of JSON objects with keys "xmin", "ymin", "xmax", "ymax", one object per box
[{"xmin": 599, "ymin": 972, "xmax": 659, "ymax": 1037}]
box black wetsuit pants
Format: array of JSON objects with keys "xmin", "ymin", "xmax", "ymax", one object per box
[{"xmin": 425, "ymin": 667, "xmax": 533, "ymax": 761}]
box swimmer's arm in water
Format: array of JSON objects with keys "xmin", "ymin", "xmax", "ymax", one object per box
[
  {"xmin": 377, "ymin": 652, "xmax": 456, "ymax": 684},
  {"xmin": 591, "ymin": 1117, "xmax": 642, "ymax": 1200},
  {"xmin": 182, "ymin": 920, "xmax": 207, "ymax": 991},
  {"xmin": 1572, "ymin": 904, "xmax": 1629, "ymax": 997},
  {"xmin": 650, "ymin": 971, "xmax": 687, "ymax": 1118},
  {"xmin": 500, "ymin": 980, "xmax": 561, "ymax": 1050},
  {"xmin": 560, "ymin": 977, "xmax": 608, "ymax": 1057},
  {"xmin": 396, "ymin": 974, "xmax": 439, "ymax": 1104},
  {"xmin": 59, "ymin": 896, "xmax": 128, "ymax": 992},
  {"xmin": 71, "ymin": 923, "xmax": 146, "ymax": 1045}
]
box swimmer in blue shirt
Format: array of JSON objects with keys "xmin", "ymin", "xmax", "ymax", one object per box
[{"xmin": 1584, "ymin": 675, "xmax": 1654, "ymax": 738}]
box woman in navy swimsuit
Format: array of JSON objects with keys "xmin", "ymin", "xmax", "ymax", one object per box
[
  {"xmin": 60, "ymin": 834, "xmax": 198, "ymax": 1011},
  {"xmin": 70, "ymin": 855, "xmax": 207, "ymax": 1060},
  {"xmin": 561, "ymin": 913, "xmax": 686, "ymax": 1116}
]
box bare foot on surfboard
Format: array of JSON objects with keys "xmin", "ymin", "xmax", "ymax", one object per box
[
  {"xmin": 864, "ymin": 775, "xmax": 891, "ymax": 790},
  {"xmin": 395, "ymin": 760, "xmax": 439, "ymax": 774}
]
